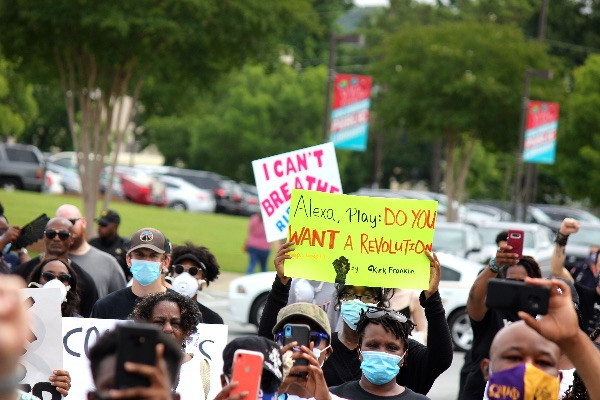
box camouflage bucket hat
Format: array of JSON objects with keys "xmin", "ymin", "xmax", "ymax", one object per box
[{"xmin": 272, "ymin": 302, "xmax": 331, "ymax": 338}]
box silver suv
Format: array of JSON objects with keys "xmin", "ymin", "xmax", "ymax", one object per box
[{"xmin": 0, "ymin": 143, "xmax": 44, "ymax": 191}]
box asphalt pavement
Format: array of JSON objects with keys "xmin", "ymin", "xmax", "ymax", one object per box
[{"xmin": 201, "ymin": 272, "xmax": 462, "ymax": 400}]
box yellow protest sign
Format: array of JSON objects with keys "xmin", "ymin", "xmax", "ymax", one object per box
[{"xmin": 285, "ymin": 189, "xmax": 438, "ymax": 289}]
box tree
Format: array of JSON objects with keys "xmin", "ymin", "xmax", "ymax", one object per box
[
  {"xmin": 0, "ymin": 0, "xmax": 314, "ymax": 234},
  {"xmin": 370, "ymin": 21, "xmax": 555, "ymax": 220},
  {"xmin": 0, "ymin": 56, "xmax": 37, "ymax": 138}
]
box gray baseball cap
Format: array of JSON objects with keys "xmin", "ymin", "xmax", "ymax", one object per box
[{"xmin": 128, "ymin": 228, "xmax": 168, "ymax": 254}]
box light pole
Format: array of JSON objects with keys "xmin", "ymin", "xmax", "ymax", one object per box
[{"xmin": 322, "ymin": 33, "xmax": 365, "ymax": 143}]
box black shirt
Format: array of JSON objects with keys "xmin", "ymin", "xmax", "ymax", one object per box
[
  {"xmin": 89, "ymin": 235, "xmax": 131, "ymax": 280},
  {"xmin": 574, "ymin": 283, "xmax": 600, "ymax": 334},
  {"xmin": 460, "ymin": 308, "xmax": 519, "ymax": 400},
  {"xmin": 258, "ymin": 277, "xmax": 453, "ymax": 395},
  {"xmin": 13, "ymin": 255, "xmax": 99, "ymax": 317},
  {"xmin": 330, "ymin": 381, "xmax": 430, "ymax": 400}
]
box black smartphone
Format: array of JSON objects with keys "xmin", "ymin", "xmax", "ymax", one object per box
[
  {"xmin": 486, "ymin": 279, "xmax": 550, "ymax": 315},
  {"xmin": 283, "ymin": 323, "xmax": 310, "ymax": 377},
  {"xmin": 115, "ymin": 324, "xmax": 159, "ymax": 389}
]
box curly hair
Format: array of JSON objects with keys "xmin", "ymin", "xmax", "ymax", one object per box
[
  {"xmin": 28, "ymin": 258, "xmax": 81, "ymax": 317},
  {"xmin": 129, "ymin": 291, "xmax": 202, "ymax": 339},
  {"xmin": 335, "ymin": 285, "xmax": 395, "ymax": 309},
  {"xmin": 500, "ymin": 255, "xmax": 542, "ymax": 279},
  {"xmin": 170, "ymin": 242, "xmax": 220, "ymax": 285},
  {"xmin": 356, "ymin": 307, "xmax": 415, "ymax": 351},
  {"xmin": 562, "ymin": 327, "xmax": 600, "ymax": 400}
]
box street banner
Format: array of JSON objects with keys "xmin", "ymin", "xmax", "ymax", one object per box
[
  {"xmin": 285, "ymin": 189, "xmax": 437, "ymax": 289},
  {"xmin": 329, "ymin": 74, "xmax": 372, "ymax": 151},
  {"xmin": 252, "ymin": 143, "xmax": 343, "ymax": 242},
  {"xmin": 523, "ymin": 101, "xmax": 560, "ymax": 164},
  {"xmin": 19, "ymin": 288, "xmax": 63, "ymax": 400},
  {"xmin": 62, "ymin": 318, "xmax": 228, "ymax": 400}
]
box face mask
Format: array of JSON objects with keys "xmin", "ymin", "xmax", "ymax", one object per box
[
  {"xmin": 360, "ymin": 350, "xmax": 404, "ymax": 385},
  {"xmin": 130, "ymin": 259, "xmax": 161, "ymax": 286},
  {"xmin": 485, "ymin": 363, "xmax": 560, "ymax": 400},
  {"xmin": 340, "ymin": 299, "xmax": 370, "ymax": 330},
  {"xmin": 313, "ymin": 345, "xmax": 331, "ymax": 366},
  {"xmin": 42, "ymin": 278, "xmax": 70, "ymax": 303},
  {"xmin": 172, "ymin": 272, "xmax": 200, "ymax": 298},
  {"xmin": 2, "ymin": 243, "xmax": 11, "ymax": 254}
]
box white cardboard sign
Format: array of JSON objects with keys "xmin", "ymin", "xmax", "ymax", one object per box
[{"xmin": 252, "ymin": 142, "xmax": 343, "ymax": 242}]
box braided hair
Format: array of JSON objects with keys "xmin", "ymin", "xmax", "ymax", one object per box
[
  {"xmin": 562, "ymin": 327, "xmax": 600, "ymax": 400},
  {"xmin": 356, "ymin": 307, "xmax": 416, "ymax": 352}
]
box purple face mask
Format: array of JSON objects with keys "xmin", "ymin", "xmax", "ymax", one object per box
[{"xmin": 485, "ymin": 363, "xmax": 559, "ymax": 400}]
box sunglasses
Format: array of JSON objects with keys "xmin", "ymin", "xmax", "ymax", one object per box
[
  {"xmin": 364, "ymin": 308, "xmax": 408, "ymax": 323},
  {"xmin": 41, "ymin": 271, "xmax": 72, "ymax": 284},
  {"xmin": 44, "ymin": 230, "xmax": 71, "ymax": 240},
  {"xmin": 275, "ymin": 331, "xmax": 330, "ymax": 346},
  {"xmin": 172, "ymin": 264, "xmax": 204, "ymax": 276},
  {"xmin": 340, "ymin": 292, "xmax": 379, "ymax": 303},
  {"xmin": 68, "ymin": 218, "xmax": 81, "ymax": 226}
]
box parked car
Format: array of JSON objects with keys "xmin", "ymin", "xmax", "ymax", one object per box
[
  {"xmin": 228, "ymin": 252, "xmax": 482, "ymax": 351},
  {"xmin": 464, "ymin": 203, "xmax": 512, "ymax": 225},
  {"xmin": 0, "ymin": 143, "xmax": 44, "ymax": 191},
  {"xmin": 240, "ymin": 183, "xmax": 260, "ymax": 216},
  {"xmin": 115, "ymin": 166, "xmax": 166, "ymax": 206},
  {"xmin": 532, "ymin": 204, "xmax": 600, "ymax": 232},
  {"xmin": 159, "ymin": 175, "xmax": 216, "ymax": 213},
  {"xmin": 476, "ymin": 221, "xmax": 554, "ymax": 275},
  {"xmin": 45, "ymin": 154, "xmax": 82, "ymax": 193},
  {"xmin": 41, "ymin": 170, "xmax": 64, "ymax": 194},
  {"xmin": 433, "ymin": 222, "xmax": 486, "ymax": 263},
  {"xmin": 564, "ymin": 222, "xmax": 600, "ymax": 269}
]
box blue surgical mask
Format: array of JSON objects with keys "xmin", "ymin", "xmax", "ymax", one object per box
[
  {"xmin": 130, "ymin": 259, "xmax": 161, "ymax": 286},
  {"xmin": 340, "ymin": 299, "xmax": 370, "ymax": 330},
  {"xmin": 360, "ymin": 351, "xmax": 405, "ymax": 385}
]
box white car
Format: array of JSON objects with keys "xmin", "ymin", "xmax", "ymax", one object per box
[
  {"xmin": 160, "ymin": 175, "xmax": 216, "ymax": 213},
  {"xmin": 433, "ymin": 222, "xmax": 487, "ymax": 264},
  {"xmin": 228, "ymin": 252, "xmax": 482, "ymax": 351}
]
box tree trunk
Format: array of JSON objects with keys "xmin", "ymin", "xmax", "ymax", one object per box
[
  {"xmin": 430, "ymin": 138, "xmax": 442, "ymax": 192},
  {"xmin": 455, "ymin": 134, "xmax": 478, "ymax": 205},
  {"xmin": 443, "ymin": 129, "xmax": 458, "ymax": 222}
]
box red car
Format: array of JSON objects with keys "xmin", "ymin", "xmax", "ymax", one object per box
[{"xmin": 115, "ymin": 167, "xmax": 167, "ymax": 206}]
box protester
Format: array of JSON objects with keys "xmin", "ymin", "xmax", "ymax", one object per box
[
  {"xmin": 0, "ymin": 275, "xmax": 71, "ymax": 399},
  {"xmin": 329, "ymin": 308, "xmax": 430, "ymax": 400},
  {"xmin": 460, "ymin": 244, "xmax": 537, "ymax": 399},
  {"xmin": 563, "ymin": 328, "xmax": 600, "ymax": 399},
  {"xmin": 91, "ymin": 227, "xmax": 172, "ymax": 319},
  {"xmin": 168, "ymin": 242, "xmax": 223, "ymax": 324},
  {"xmin": 389, "ymin": 289, "xmax": 427, "ymax": 341},
  {"xmin": 244, "ymin": 213, "xmax": 271, "ymax": 274},
  {"xmin": 288, "ymin": 278, "xmax": 342, "ymax": 333},
  {"xmin": 480, "ymin": 321, "xmax": 561, "ymax": 399},
  {"xmin": 259, "ymin": 242, "xmax": 451, "ymax": 395},
  {"xmin": 27, "ymin": 258, "xmax": 81, "ymax": 317},
  {"xmin": 87, "ymin": 326, "xmax": 182, "ymax": 400},
  {"xmin": 495, "ymin": 231, "xmax": 508, "ymax": 249},
  {"xmin": 55, "ymin": 204, "xmax": 126, "ymax": 298},
  {"xmin": 549, "ymin": 218, "xmax": 600, "ymax": 334},
  {"xmin": 89, "ymin": 209, "xmax": 131, "ymax": 280},
  {"xmin": 216, "ymin": 336, "xmax": 284, "ymax": 400},
  {"xmin": 12, "ymin": 217, "xmax": 98, "ymax": 317},
  {"xmin": 130, "ymin": 291, "xmax": 209, "ymax": 400}
]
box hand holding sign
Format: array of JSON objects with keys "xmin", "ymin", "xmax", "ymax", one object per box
[
  {"xmin": 424, "ymin": 251, "xmax": 441, "ymax": 299},
  {"xmin": 274, "ymin": 242, "xmax": 294, "ymax": 285}
]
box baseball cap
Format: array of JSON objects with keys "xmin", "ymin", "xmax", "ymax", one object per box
[
  {"xmin": 128, "ymin": 228, "xmax": 168, "ymax": 254},
  {"xmin": 222, "ymin": 336, "xmax": 283, "ymax": 391},
  {"xmin": 272, "ymin": 302, "xmax": 331, "ymax": 338},
  {"xmin": 172, "ymin": 253, "xmax": 206, "ymax": 270},
  {"xmin": 96, "ymin": 209, "xmax": 120, "ymax": 225}
]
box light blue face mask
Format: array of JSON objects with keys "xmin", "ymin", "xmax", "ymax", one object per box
[
  {"xmin": 360, "ymin": 350, "xmax": 405, "ymax": 385},
  {"xmin": 340, "ymin": 299, "xmax": 370, "ymax": 330},
  {"xmin": 130, "ymin": 259, "xmax": 161, "ymax": 286}
]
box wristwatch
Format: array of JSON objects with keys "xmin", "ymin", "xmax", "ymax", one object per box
[{"xmin": 18, "ymin": 248, "xmax": 28, "ymax": 255}]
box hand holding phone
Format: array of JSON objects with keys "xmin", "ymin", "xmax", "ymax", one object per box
[
  {"xmin": 230, "ymin": 350, "xmax": 264, "ymax": 399},
  {"xmin": 507, "ymin": 230, "xmax": 524, "ymax": 259},
  {"xmin": 486, "ymin": 279, "xmax": 550, "ymax": 315},
  {"xmin": 283, "ymin": 323, "xmax": 310, "ymax": 377},
  {"xmin": 115, "ymin": 324, "xmax": 159, "ymax": 389}
]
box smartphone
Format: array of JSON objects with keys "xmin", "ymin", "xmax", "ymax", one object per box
[
  {"xmin": 284, "ymin": 323, "xmax": 310, "ymax": 377},
  {"xmin": 115, "ymin": 324, "xmax": 159, "ymax": 389},
  {"xmin": 230, "ymin": 350, "xmax": 264, "ymax": 399},
  {"xmin": 507, "ymin": 229, "xmax": 524, "ymax": 258},
  {"xmin": 486, "ymin": 279, "xmax": 550, "ymax": 315}
]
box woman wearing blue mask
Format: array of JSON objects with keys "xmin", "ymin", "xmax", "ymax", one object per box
[{"xmin": 330, "ymin": 308, "xmax": 430, "ymax": 399}]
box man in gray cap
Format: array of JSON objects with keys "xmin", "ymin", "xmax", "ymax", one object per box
[{"xmin": 90, "ymin": 227, "xmax": 171, "ymax": 319}]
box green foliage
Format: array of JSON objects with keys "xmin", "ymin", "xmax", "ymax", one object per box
[{"xmin": 0, "ymin": 57, "xmax": 37, "ymax": 137}]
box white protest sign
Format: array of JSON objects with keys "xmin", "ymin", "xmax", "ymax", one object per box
[
  {"xmin": 19, "ymin": 288, "xmax": 62, "ymax": 400},
  {"xmin": 62, "ymin": 318, "xmax": 228, "ymax": 400},
  {"xmin": 252, "ymin": 142, "xmax": 343, "ymax": 242}
]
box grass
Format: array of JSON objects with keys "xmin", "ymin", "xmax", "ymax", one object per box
[{"xmin": 0, "ymin": 189, "xmax": 274, "ymax": 273}]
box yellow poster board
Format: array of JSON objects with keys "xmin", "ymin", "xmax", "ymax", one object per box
[{"xmin": 285, "ymin": 189, "xmax": 438, "ymax": 289}]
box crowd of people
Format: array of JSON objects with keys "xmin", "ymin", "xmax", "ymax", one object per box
[{"xmin": 0, "ymin": 199, "xmax": 600, "ymax": 399}]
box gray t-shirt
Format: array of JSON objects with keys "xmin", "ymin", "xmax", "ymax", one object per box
[
  {"xmin": 287, "ymin": 279, "xmax": 342, "ymax": 333},
  {"xmin": 70, "ymin": 245, "xmax": 126, "ymax": 298}
]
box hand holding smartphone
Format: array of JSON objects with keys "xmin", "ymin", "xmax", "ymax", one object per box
[
  {"xmin": 486, "ymin": 279, "xmax": 550, "ymax": 315},
  {"xmin": 229, "ymin": 349, "xmax": 264, "ymax": 399},
  {"xmin": 507, "ymin": 229, "xmax": 524, "ymax": 259},
  {"xmin": 115, "ymin": 324, "xmax": 159, "ymax": 389},
  {"xmin": 284, "ymin": 323, "xmax": 310, "ymax": 377}
]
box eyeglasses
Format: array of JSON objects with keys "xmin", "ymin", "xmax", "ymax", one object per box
[
  {"xmin": 44, "ymin": 230, "xmax": 71, "ymax": 240},
  {"xmin": 340, "ymin": 292, "xmax": 379, "ymax": 303},
  {"xmin": 173, "ymin": 264, "xmax": 204, "ymax": 276},
  {"xmin": 364, "ymin": 308, "xmax": 408, "ymax": 323},
  {"xmin": 41, "ymin": 271, "xmax": 72, "ymax": 284},
  {"xmin": 68, "ymin": 218, "xmax": 81, "ymax": 226},
  {"xmin": 275, "ymin": 331, "xmax": 330, "ymax": 346}
]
